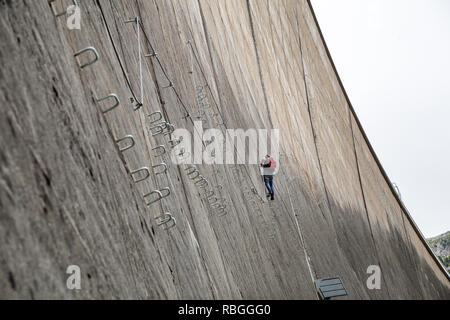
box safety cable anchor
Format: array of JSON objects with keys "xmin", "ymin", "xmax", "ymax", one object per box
[
  {"xmin": 124, "ymin": 18, "xmax": 138, "ymax": 24},
  {"xmin": 162, "ymin": 82, "xmax": 173, "ymax": 89}
]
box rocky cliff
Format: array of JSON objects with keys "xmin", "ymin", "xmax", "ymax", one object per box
[
  {"xmin": 428, "ymin": 232, "xmax": 450, "ymax": 272},
  {"xmin": 0, "ymin": 0, "xmax": 448, "ymax": 299}
]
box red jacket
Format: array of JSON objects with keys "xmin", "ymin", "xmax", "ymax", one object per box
[{"xmin": 262, "ymin": 157, "xmax": 276, "ymax": 175}]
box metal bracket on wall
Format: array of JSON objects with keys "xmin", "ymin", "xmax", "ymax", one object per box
[
  {"xmin": 151, "ymin": 125, "xmax": 163, "ymax": 137},
  {"xmin": 194, "ymin": 177, "xmax": 209, "ymax": 188},
  {"xmin": 185, "ymin": 167, "xmax": 209, "ymax": 189},
  {"xmin": 116, "ymin": 135, "xmax": 135, "ymax": 152},
  {"xmin": 49, "ymin": 0, "xmax": 78, "ymax": 17},
  {"xmin": 185, "ymin": 166, "xmax": 200, "ymax": 180},
  {"xmin": 155, "ymin": 212, "xmax": 177, "ymax": 230},
  {"xmin": 207, "ymin": 196, "xmax": 218, "ymax": 205},
  {"xmin": 145, "ymin": 52, "xmax": 157, "ymax": 58},
  {"xmin": 125, "ymin": 17, "xmax": 144, "ymax": 109},
  {"xmin": 149, "ymin": 111, "xmax": 163, "ymax": 125},
  {"xmin": 163, "ymin": 123, "xmax": 175, "ymax": 136},
  {"xmin": 131, "ymin": 167, "xmax": 151, "ymax": 183},
  {"xmin": 392, "ymin": 183, "xmax": 402, "ymax": 200},
  {"xmin": 74, "ymin": 47, "xmax": 99, "ymax": 69},
  {"xmin": 204, "ymin": 190, "xmax": 216, "ymax": 200},
  {"xmin": 216, "ymin": 207, "xmax": 228, "ymax": 217},
  {"xmin": 152, "ymin": 145, "xmax": 166, "ymax": 158},
  {"xmin": 210, "ymin": 199, "xmax": 227, "ymax": 216},
  {"xmin": 211, "ymin": 202, "xmax": 227, "ymax": 210},
  {"xmin": 97, "ymin": 94, "xmax": 120, "ymax": 114},
  {"xmin": 144, "ymin": 188, "xmax": 171, "ymax": 205},
  {"xmin": 162, "ymin": 81, "xmax": 173, "ymax": 89},
  {"xmin": 151, "ymin": 122, "xmax": 174, "ymax": 137},
  {"xmin": 152, "ymin": 163, "xmax": 168, "ymax": 175}
]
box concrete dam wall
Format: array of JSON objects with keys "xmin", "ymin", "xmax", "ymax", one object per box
[{"xmin": 0, "ymin": 0, "xmax": 448, "ymax": 299}]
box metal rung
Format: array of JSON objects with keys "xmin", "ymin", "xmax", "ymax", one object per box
[
  {"xmin": 116, "ymin": 135, "xmax": 135, "ymax": 152},
  {"xmin": 152, "ymin": 145, "xmax": 166, "ymax": 158},
  {"xmin": 149, "ymin": 111, "xmax": 163, "ymax": 124},
  {"xmin": 207, "ymin": 197, "xmax": 218, "ymax": 204},
  {"xmin": 216, "ymin": 209, "xmax": 228, "ymax": 217},
  {"xmin": 150, "ymin": 123, "xmax": 166, "ymax": 136},
  {"xmin": 211, "ymin": 202, "xmax": 226, "ymax": 210},
  {"xmin": 49, "ymin": 0, "xmax": 78, "ymax": 17},
  {"xmin": 97, "ymin": 94, "xmax": 120, "ymax": 113},
  {"xmin": 74, "ymin": 46, "xmax": 99, "ymax": 69},
  {"xmin": 204, "ymin": 191, "xmax": 215, "ymax": 198},
  {"xmin": 144, "ymin": 188, "xmax": 171, "ymax": 205},
  {"xmin": 155, "ymin": 212, "xmax": 176, "ymax": 230},
  {"xmin": 152, "ymin": 163, "xmax": 168, "ymax": 175},
  {"xmin": 185, "ymin": 166, "xmax": 200, "ymax": 180},
  {"xmin": 194, "ymin": 177, "xmax": 209, "ymax": 188},
  {"xmin": 163, "ymin": 123, "xmax": 175, "ymax": 136},
  {"xmin": 131, "ymin": 167, "xmax": 150, "ymax": 183},
  {"xmin": 150, "ymin": 122, "xmax": 174, "ymax": 137},
  {"xmin": 162, "ymin": 81, "xmax": 173, "ymax": 89}
]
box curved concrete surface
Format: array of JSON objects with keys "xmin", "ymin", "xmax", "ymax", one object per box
[{"xmin": 0, "ymin": 0, "xmax": 448, "ymax": 299}]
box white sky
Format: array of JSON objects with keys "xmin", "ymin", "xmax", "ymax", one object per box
[{"xmin": 311, "ymin": 0, "xmax": 450, "ymax": 238}]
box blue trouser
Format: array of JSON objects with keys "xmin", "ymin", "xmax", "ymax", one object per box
[{"xmin": 264, "ymin": 175, "xmax": 274, "ymax": 196}]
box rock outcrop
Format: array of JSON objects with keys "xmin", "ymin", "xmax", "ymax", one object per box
[{"xmin": 428, "ymin": 232, "xmax": 450, "ymax": 272}]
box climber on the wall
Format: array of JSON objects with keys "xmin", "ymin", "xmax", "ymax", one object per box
[{"xmin": 260, "ymin": 154, "xmax": 276, "ymax": 201}]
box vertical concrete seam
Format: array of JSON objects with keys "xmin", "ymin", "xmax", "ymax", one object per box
[
  {"xmin": 296, "ymin": 6, "xmax": 332, "ymax": 224},
  {"xmin": 398, "ymin": 204, "xmax": 425, "ymax": 296},
  {"xmin": 282, "ymin": 167, "xmax": 319, "ymax": 299},
  {"xmin": 175, "ymin": 166, "xmax": 221, "ymax": 299},
  {"xmin": 246, "ymin": 0, "xmax": 274, "ymax": 129},
  {"xmin": 349, "ymin": 110, "xmax": 392, "ymax": 298}
]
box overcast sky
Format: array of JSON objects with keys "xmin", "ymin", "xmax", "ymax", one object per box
[{"xmin": 311, "ymin": 0, "xmax": 450, "ymax": 238}]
